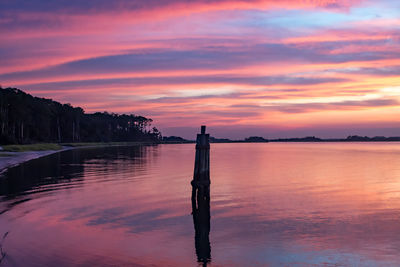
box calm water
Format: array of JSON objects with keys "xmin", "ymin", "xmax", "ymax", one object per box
[{"xmin": 1, "ymin": 143, "xmax": 400, "ymax": 266}]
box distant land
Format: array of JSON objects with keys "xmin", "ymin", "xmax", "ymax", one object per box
[{"xmin": 163, "ymin": 135, "xmax": 400, "ymax": 143}]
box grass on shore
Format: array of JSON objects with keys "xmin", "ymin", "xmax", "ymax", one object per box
[
  {"xmin": 62, "ymin": 141, "xmax": 154, "ymax": 147},
  {"xmin": 0, "ymin": 141, "xmax": 156, "ymax": 152},
  {"xmin": 1, "ymin": 143, "xmax": 62, "ymax": 152}
]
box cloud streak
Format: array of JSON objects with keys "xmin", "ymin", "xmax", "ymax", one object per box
[{"xmin": 1, "ymin": 0, "xmax": 400, "ymax": 138}]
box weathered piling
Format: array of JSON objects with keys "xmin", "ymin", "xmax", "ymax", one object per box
[
  {"xmin": 191, "ymin": 125, "xmax": 211, "ymax": 265},
  {"xmin": 191, "ymin": 125, "xmax": 210, "ymax": 191}
]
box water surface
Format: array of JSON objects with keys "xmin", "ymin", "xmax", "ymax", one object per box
[{"xmin": 1, "ymin": 143, "xmax": 400, "ymax": 266}]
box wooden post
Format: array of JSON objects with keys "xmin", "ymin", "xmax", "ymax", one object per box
[
  {"xmin": 191, "ymin": 125, "xmax": 210, "ymax": 189},
  {"xmin": 191, "ymin": 125, "xmax": 211, "ymax": 265}
]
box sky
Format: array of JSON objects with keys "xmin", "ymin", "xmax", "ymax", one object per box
[{"xmin": 1, "ymin": 0, "xmax": 400, "ymax": 139}]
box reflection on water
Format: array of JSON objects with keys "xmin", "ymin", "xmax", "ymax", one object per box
[
  {"xmin": 0, "ymin": 145, "xmax": 149, "ymax": 201},
  {"xmin": 1, "ymin": 143, "xmax": 400, "ymax": 266},
  {"xmin": 192, "ymin": 183, "xmax": 211, "ymax": 266}
]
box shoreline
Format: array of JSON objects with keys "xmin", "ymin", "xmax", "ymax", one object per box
[
  {"xmin": 0, "ymin": 142, "xmax": 158, "ymax": 175},
  {"xmin": 0, "ymin": 147, "xmax": 73, "ymax": 175}
]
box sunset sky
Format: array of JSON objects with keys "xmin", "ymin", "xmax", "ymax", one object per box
[{"xmin": 1, "ymin": 0, "xmax": 400, "ymax": 139}]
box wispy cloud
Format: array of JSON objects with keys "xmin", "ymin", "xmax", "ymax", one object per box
[{"xmin": 1, "ymin": 0, "xmax": 400, "ymax": 138}]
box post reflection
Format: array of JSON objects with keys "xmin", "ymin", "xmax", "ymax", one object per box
[{"xmin": 192, "ymin": 185, "xmax": 211, "ymax": 266}]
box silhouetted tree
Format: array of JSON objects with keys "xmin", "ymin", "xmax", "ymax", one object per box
[{"xmin": 0, "ymin": 87, "xmax": 161, "ymax": 144}]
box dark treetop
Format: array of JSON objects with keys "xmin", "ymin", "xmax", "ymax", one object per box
[{"xmin": 0, "ymin": 87, "xmax": 161, "ymax": 144}]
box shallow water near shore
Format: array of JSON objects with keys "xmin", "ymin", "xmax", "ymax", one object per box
[{"xmin": 1, "ymin": 143, "xmax": 400, "ymax": 266}]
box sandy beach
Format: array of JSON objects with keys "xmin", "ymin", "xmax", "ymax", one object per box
[
  {"xmin": 0, "ymin": 147, "xmax": 72, "ymax": 175},
  {"xmin": 0, "ymin": 142, "xmax": 153, "ymax": 175}
]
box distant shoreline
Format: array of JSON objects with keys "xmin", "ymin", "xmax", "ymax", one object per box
[
  {"xmin": 162, "ymin": 135, "xmax": 400, "ymax": 144},
  {"xmin": 162, "ymin": 140, "xmax": 400, "ymax": 144}
]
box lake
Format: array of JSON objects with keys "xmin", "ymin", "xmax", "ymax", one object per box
[{"xmin": 1, "ymin": 143, "xmax": 400, "ymax": 266}]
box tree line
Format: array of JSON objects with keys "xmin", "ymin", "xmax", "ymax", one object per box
[{"xmin": 0, "ymin": 87, "xmax": 161, "ymax": 144}]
